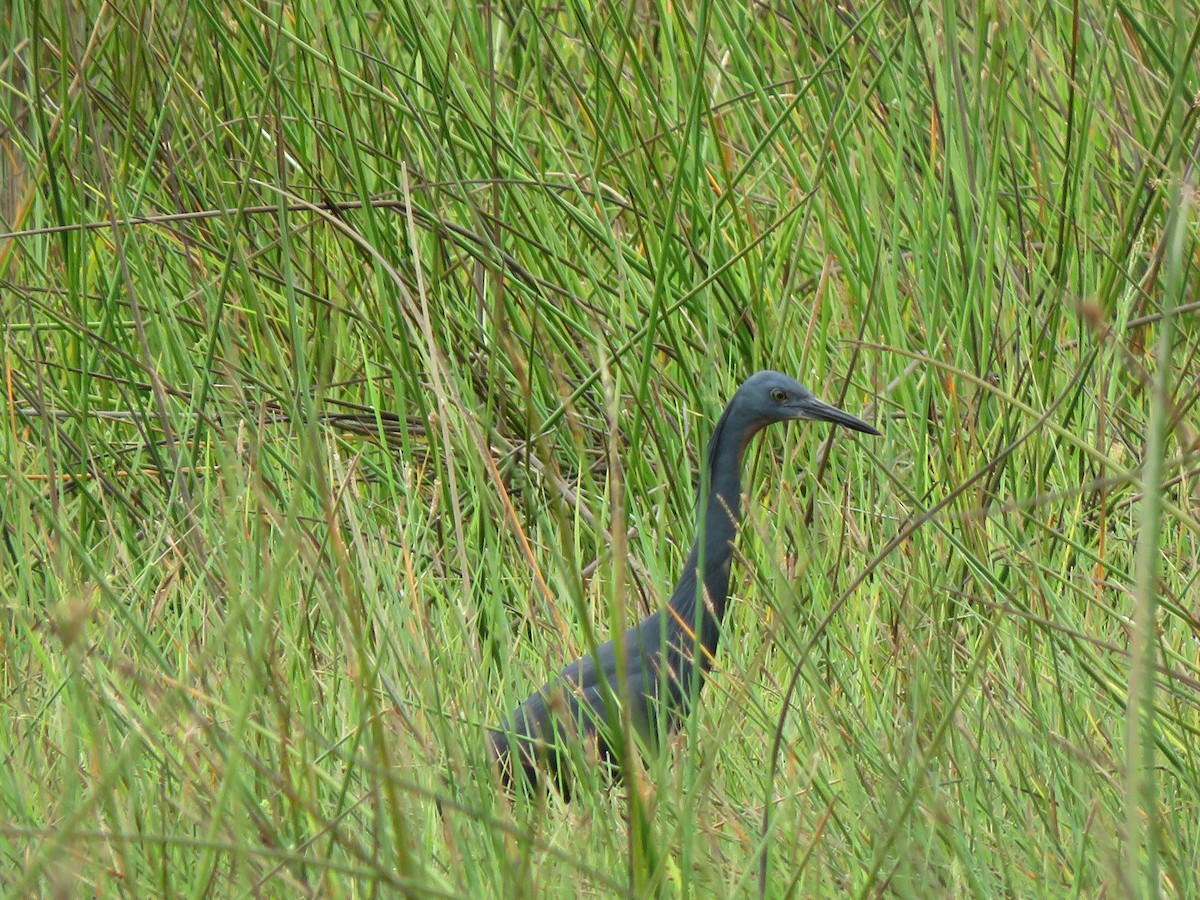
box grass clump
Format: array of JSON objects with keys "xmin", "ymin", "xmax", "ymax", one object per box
[{"xmin": 2, "ymin": 1, "xmax": 1199, "ymax": 895}]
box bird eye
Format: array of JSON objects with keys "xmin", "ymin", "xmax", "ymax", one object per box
[{"xmin": 770, "ymin": 388, "xmax": 787, "ymax": 402}]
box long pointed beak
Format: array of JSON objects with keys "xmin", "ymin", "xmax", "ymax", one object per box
[{"xmin": 794, "ymin": 396, "xmax": 880, "ymax": 435}]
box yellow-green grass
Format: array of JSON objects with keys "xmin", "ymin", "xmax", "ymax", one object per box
[{"xmin": 2, "ymin": 1, "xmax": 1199, "ymax": 895}]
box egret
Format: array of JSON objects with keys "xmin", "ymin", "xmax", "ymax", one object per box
[{"xmin": 489, "ymin": 371, "xmax": 879, "ymax": 794}]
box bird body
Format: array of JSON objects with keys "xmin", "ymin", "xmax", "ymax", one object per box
[{"xmin": 489, "ymin": 371, "xmax": 878, "ymax": 793}]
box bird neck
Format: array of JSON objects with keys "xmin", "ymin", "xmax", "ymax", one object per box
[{"xmin": 667, "ymin": 405, "xmax": 753, "ymax": 665}]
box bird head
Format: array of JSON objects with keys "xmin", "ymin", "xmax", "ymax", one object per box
[{"xmin": 734, "ymin": 370, "xmax": 880, "ymax": 436}]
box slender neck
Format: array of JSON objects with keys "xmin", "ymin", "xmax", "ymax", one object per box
[{"xmin": 667, "ymin": 404, "xmax": 754, "ymax": 663}]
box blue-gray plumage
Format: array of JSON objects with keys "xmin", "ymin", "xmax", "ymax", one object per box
[{"xmin": 489, "ymin": 371, "xmax": 879, "ymax": 794}]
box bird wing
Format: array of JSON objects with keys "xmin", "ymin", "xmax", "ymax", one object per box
[{"xmin": 490, "ymin": 609, "xmax": 705, "ymax": 789}]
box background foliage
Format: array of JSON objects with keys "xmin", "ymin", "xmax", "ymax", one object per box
[{"xmin": 2, "ymin": 1, "xmax": 1199, "ymax": 895}]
